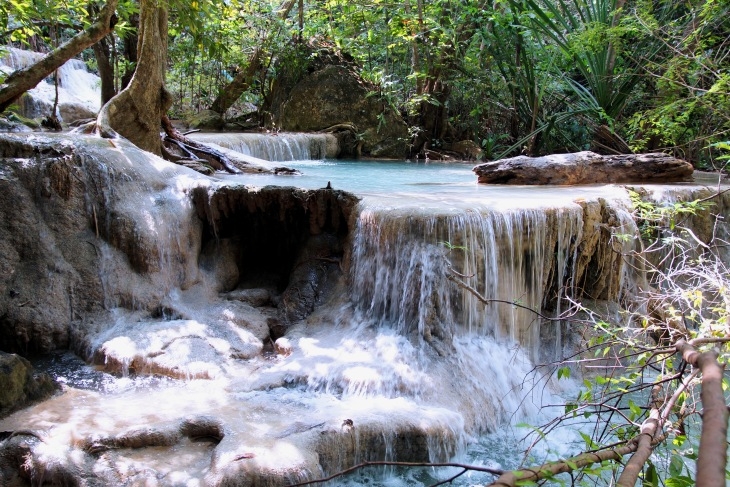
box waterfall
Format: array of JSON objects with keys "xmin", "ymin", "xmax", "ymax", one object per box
[
  {"xmin": 0, "ymin": 47, "xmax": 101, "ymax": 121},
  {"xmin": 189, "ymin": 132, "xmax": 335, "ymax": 161}
]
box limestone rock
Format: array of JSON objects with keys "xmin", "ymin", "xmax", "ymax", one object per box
[
  {"xmin": 450, "ymin": 140, "xmax": 482, "ymax": 160},
  {"xmin": 0, "ymin": 352, "xmax": 57, "ymax": 417},
  {"xmin": 218, "ymin": 301, "xmax": 270, "ymax": 341},
  {"xmin": 187, "ymin": 109, "xmax": 225, "ymax": 130},
  {"xmin": 274, "ymin": 337, "xmax": 293, "ymax": 356},
  {"xmin": 58, "ymin": 101, "xmax": 96, "ymax": 123},
  {"xmin": 223, "ymin": 288, "xmax": 272, "ymax": 307},
  {"xmin": 279, "ymin": 233, "xmax": 343, "ymax": 324},
  {"xmin": 1, "ymin": 114, "xmax": 35, "ymax": 131},
  {"xmin": 473, "ymin": 151, "xmax": 694, "ymax": 185},
  {"xmin": 0, "ymin": 133, "xmax": 205, "ymax": 353},
  {"xmin": 266, "ymin": 44, "xmax": 408, "ymax": 159},
  {"xmin": 200, "ymin": 238, "xmax": 240, "ymax": 293},
  {"xmin": 91, "ymin": 318, "xmax": 265, "ymax": 379}
]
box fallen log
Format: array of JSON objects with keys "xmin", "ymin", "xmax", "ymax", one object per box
[{"xmin": 473, "ymin": 151, "xmax": 694, "ymax": 185}]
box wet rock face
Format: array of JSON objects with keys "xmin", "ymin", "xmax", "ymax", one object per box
[
  {"xmin": 0, "ymin": 132, "xmax": 361, "ymax": 366},
  {"xmin": 474, "ymin": 151, "xmax": 694, "ymax": 185},
  {"xmin": 266, "ymin": 45, "xmax": 409, "ymax": 159},
  {"xmin": 0, "ymin": 136, "xmax": 100, "ymax": 353},
  {"xmin": 0, "ymin": 134, "xmax": 204, "ymax": 354}
]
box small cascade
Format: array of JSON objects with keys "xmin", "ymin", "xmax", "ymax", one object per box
[
  {"xmin": 189, "ymin": 132, "xmax": 336, "ymax": 161},
  {"xmin": 350, "ymin": 198, "xmax": 638, "ymax": 359},
  {"xmin": 0, "ymin": 47, "xmax": 100, "ymax": 121}
]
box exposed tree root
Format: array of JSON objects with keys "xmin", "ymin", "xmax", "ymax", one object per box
[
  {"xmin": 161, "ymin": 115, "xmax": 240, "ymax": 174},
  {"xmin": 318, "ymin": 123, "xmax": 358, "ymax": 134}
]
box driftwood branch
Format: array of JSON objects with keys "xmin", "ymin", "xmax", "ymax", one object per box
[
  {"xmin": 161, "ymin": 115, "xmax": 239, "ymax": 174},
  {"xmin": 318, "ymin": 123, "xmax": 358, "ymax": 134},
  {"xmin": 473, "ymin": 151, "xmax": 694, "ymax": 185}
]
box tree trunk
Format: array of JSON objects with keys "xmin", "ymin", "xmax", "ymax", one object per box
[
  {"xmin": 407, "ymin": 2, "xmax": 485, "ymax": 158},
  {"xmin": 96, "ymin": 0, "xmax": 170, "ymax": 156},
  {"xmin": 0, "ymin": 0, "xmax": 119, "ymax": 113},
  {"xmin": 409, "ymin": 76, "xmax": 450, "ymax": 158},
  {"xmin": 121, "ymin": 13, "xmax": 140, "ymax": 90},
  {"xmin": 92, "ymin": 35, "xmax": 117, "ymax": 104},
  {"xmin": 209, "ymin": 0, "xmax": 297, "ymax": 115},
  {"xmin": 208, "ymin": 46, "xmax": 265, "ymax": 115}
]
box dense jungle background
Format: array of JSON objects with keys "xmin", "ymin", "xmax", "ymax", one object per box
[{"xmin": 1, "ymin": 0, "xmax": 729, "ymax": 164}]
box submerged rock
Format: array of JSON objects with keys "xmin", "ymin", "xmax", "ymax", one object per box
[{"xmin": 473, "ymin": 151, "xmax": 694, "ymax": 185}]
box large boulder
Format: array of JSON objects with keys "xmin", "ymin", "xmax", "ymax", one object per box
[
  {"xmin": 474, "ymin": 151, "xmax": 694, "ymax": 185},
  {"xmin": 266, "ymin": 43, "xmax": 409, "ymax": 159}
]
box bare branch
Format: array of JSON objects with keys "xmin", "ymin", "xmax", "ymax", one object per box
[
  {"xmin": 286, "ymin": 461, "xmax": 503, "ymax": 486},
  {"xmin": 446, "ymin": 272, "xmax": 574, "ymax": 322}
]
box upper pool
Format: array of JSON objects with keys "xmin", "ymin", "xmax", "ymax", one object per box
[{"xmin": 217, "ymin": 158, "xmax": 642, "ymax": 210}]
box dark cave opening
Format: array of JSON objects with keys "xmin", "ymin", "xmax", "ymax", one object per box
[{"xmin": 193, "ymin": 186, "xmax": 358, "ymax": 297}]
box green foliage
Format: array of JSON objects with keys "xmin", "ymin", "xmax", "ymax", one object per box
[
  {"xmin": 516, "ymin": 0, "xmax": 641, "ymax": 121},
  {"xmin": 4, "ymin": 0, "xmax": 724, "ymax": 163},
  {"xmin": 556, "ymin": 366, "xmax": 571, "ymax": 380},
  {"xmin": 623, "ymin": 0, "xmax": 730, "ymax": 165},
  {"xmin": 439, "ymin": 240, "xmax": 467, "ymax": 252},
  {"xmin": 0, "ymin": 0, "xmax": 137, "ymax": 45},
  {"xmin": 167, "ymin": 0, "xmax": 287, "ymax": 116},
  {"xmin": 629, "ymin": 189, "xmax": 713, "ymax": 241},
  {"xmin": 525, "ymin": 190, "xmax": 730, "ymax": 486}
]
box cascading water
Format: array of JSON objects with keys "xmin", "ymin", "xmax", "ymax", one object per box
[
  {"xmin": 189, "ymin": 132, "xmax": 336, "ymax": 161},
  {"xmin": 0, "ymin": 47, "xmax": 101, "ymax": 121},
  {"xmin": 349, "ymin": 193, "xmax": 638, "ymax": 362}
]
